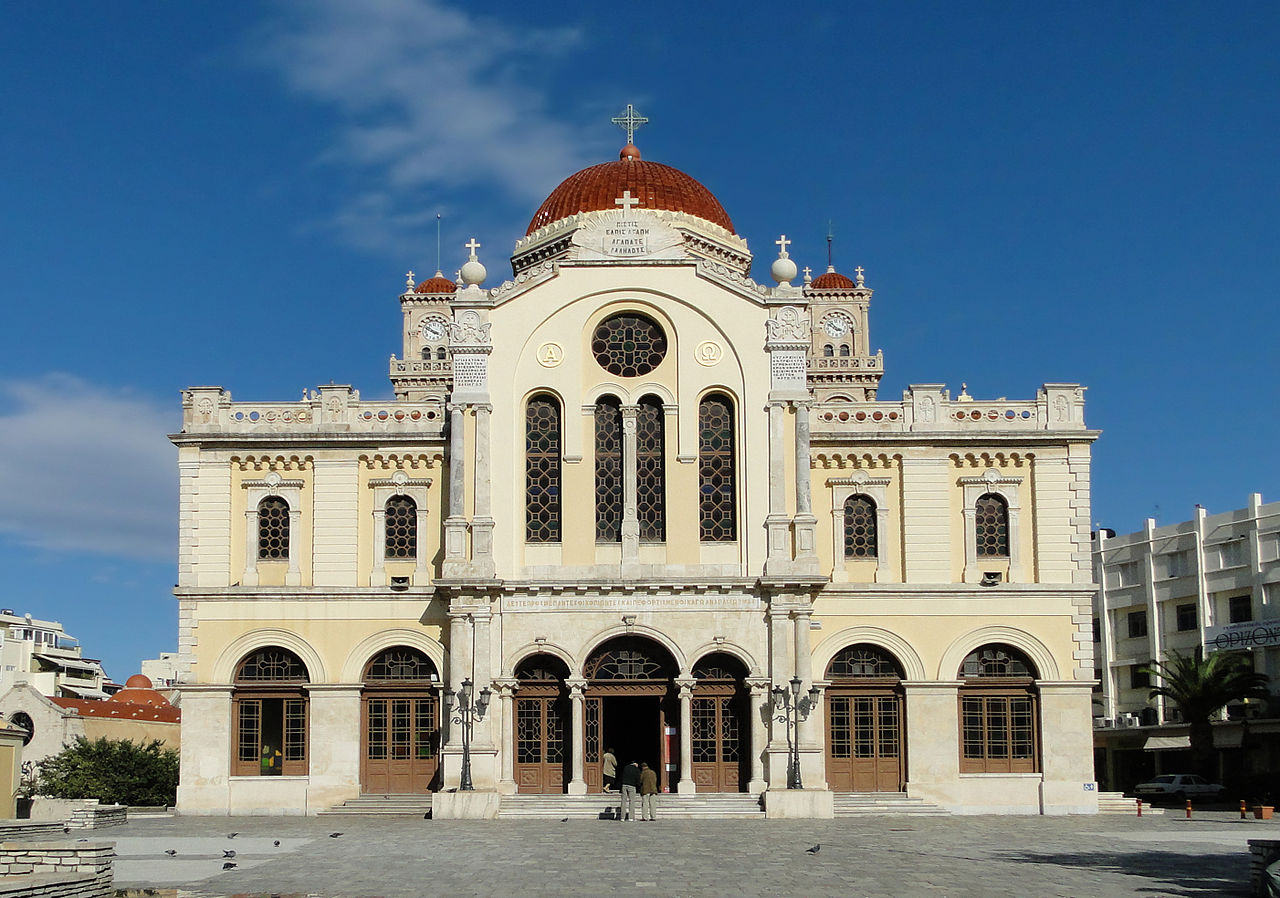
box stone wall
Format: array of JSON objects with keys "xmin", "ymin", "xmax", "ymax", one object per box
[
  {"xmin": 30, "ymin": 799, "xmax": 126, "ymax": 829},
  {"xmin": 0, "ymin": 840, "xmax": 113, "ymax": 898}
]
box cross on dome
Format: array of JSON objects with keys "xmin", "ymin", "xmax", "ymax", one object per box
[
  {"xmin": 775, "ymin": 234, "xmax": 791, "ymax": 257},
  {"xmin": 855, "ymin": 266, "xmax": 864, "ymax": 278},
  {"xmin": 405, "ymin": 270, "xmax": 415, "ymax": 289},
  {"xmin": 465, "ymin": 237, "xmax": 481, "ymax": 259},
  {"xmin": 614, "ymin": 190, "xmax": 642, "ymax": 214},
  {"xmin": 611, "ymin": 104, "xmax": 649, "ymax": 145}
]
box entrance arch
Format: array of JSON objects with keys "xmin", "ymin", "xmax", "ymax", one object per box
[
  {"xmin": 360, "ymin": 647, "xmax": 440, "ymax": 794},
  {"xmin": 690, "ymin": 652, "xmax": 749, "ymax": 792},
  {"xmin": 825, "ymin": 644, "xmax": 905, "ymax": 792},
  {"xmin": 583, "ymin": 636, "xmax": 678, "ymax": 793},
  {"xmin": 513, "ymin": 654, "xmax": 570, "ymax": 793}
]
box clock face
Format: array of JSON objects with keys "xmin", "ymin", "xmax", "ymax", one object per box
[
  {"xmin": 421, "ymin": 318, "xmax": 447, "ymax": 341},
  {"xmin": 823, "ymin": 314, "xmax": 851, "ymax": 338}
]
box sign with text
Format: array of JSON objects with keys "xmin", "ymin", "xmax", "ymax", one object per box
[{"xmin": 1205, "ymin": 619, "xmax": 1280, "ymax": 652}]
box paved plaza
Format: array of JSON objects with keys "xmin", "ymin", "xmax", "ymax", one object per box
[{"xmin": 104, "ymin": 809, "xmax": 1265, "ymax": 897}]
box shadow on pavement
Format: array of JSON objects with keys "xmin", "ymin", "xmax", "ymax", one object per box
[{"xmin": 991, "ymin": 847, "xmax": 1250, "ymax": 897}]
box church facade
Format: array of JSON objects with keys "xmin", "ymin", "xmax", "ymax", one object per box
[{"xmin": 171, "ymin": 131, "xmax": 1099, "ymax": 816}]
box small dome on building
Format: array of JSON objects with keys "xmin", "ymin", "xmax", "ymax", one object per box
[
  {"xmin": 108, "ymin": 674, "xmax": 173, "ymax": 708},
  {"xmin": 527, "ymin": 147, "xmax": 735, "ymax": 235},
  {"xmin": 809, "ymin": 266, "xmax": 855, "ymax": 290},
  {"xmin": 415, "ymin": 272, "xmax": 457, "ymax": 294},
  {"xmin": 125, "ymin": 674, "xmax": 152, "ymax": 689}
]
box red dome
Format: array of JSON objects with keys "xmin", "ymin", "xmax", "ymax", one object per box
[
  {"xmin": 125, "ymin": 674, "xmax": 152, "ymax": 689},
  {"xmin": 810, "ymin": 268, "xmax": 855, "ymax": 289},
  {"xmin": 415, "ymin": 273, "xmax": 457, "ymax": 294},
  {"xmin": 527, "ymin": 148, "xmax": 734, "ymax": 235}
]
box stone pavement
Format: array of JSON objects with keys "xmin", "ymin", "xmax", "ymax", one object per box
[{"xmin": 109, "ymin": 810, "xmax": 1266, "ymax": 897}]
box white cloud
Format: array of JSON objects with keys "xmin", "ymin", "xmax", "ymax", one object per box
[
  {"xmin": 0, "ymin": 375, "xmax": 176, "ymax": 562},
  {"xmin": 248, "ymin": 0, "xmax": 599, "ymax": 254}
]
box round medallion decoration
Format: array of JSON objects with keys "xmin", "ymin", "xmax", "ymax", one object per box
[
  {"xmin": 695, "ymin": 341, "xmax": 722, "ymax": 366},
  {"xmin": 537, "ymin": 342, "xmax": 564, "ymax": 367},
  {"xmin": 591, "ymin": 313, "xmax": 667, "ymax": 377}
]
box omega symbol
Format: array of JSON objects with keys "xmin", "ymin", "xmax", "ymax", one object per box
[{"xmin": 695, "ymin": 341, "xmax": 723, "ymax": 366}]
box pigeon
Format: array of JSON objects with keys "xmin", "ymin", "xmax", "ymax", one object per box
[
  {"xmin": 222, "ymin": 861, "xmax": 237, "ymax": 870},
  {"xmin": 223, "ymin": 849, "xmax": 236, "ymax": 859},
  {"xmin": 227, "ymin": 832, "xmax": 239, "ymax": 839},
  {"xmin": 329, "ymin": 832, "xmax": 343, "ymax": 838},
  {"xmin": 806, "ymin": 844, "xmax": 821, "ymax": 855},
  {"xmin": 164, "ymin": 849, "xmax": 177, "ymax": 858},
  {"xmin": 62, "ymin": 826, "xmax": 70, "ymax": 834},
  {"xmin": 560, "ymin": 817, "xmax": 569, "ymax": 822},
  {"xmin": 273, "ymin": 840, "xmax": 281, "ymax": 847}
]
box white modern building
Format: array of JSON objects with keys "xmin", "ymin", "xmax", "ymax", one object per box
[
  {"xmin": 1092, "ymin": 494, "xmax": 1280, "ymax": 790},
  {"xmin": 0, "ymin": 610, "xmax": 109, "ymax": 701}
]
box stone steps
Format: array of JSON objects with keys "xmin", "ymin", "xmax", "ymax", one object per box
[
  {"xmin": 1097, "ymin": 791, "xmax": 1163, "ymax": 815},
  {"xmin": 832, "ymin": 792, "xmax": 951, "ymax": 817},
  {"xmin": 320, "ymin": 794, "xmax": 433, "ymax": 816},
  {"xmin": 498, "ymin": 793, "xmax": 765, "ymax": 819}
]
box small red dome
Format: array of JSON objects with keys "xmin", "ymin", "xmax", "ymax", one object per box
[
  {"xmin": 415, "ymin": 273, "xmax": 457, "ymax": 294},
  {"xmin": 527, "ymin": 150, "xmax": 734, "ymax": 235},
  {"xmin": 810, "ymin": 268, "xmax": 855, "ymax": 289},
  {"xmin": 125, "ymin": 674, "xmax": 152, "ymax": 689}
]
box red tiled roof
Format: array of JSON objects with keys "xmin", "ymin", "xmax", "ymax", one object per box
[
  {"xmin": 527, "ymin": 147, "xmax": 735, "ymax": 235},
  {"xmin": 51, "ymin": 697, "xmax": 180, "ymax": 723},
  {"xmin": 414, "ymin": 274, "xmax": 457, "ymax": 294},
  {"xmin": 810, "ymin": 269, "xmax": 855, "ymax": 289}
]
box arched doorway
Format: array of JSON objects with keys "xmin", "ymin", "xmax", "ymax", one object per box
[
  {"xmin": 513, "ymin": 654, "xmax": 570, "ymax": 793},
  {"xmin": 583, "ymin": 636, "xmax": 678, "ymax": 793},
  {"xmin": 825, "ymin": 644, "xmax": 905, "ymax": 792},
  {"xmin": 690, "ymin": 652, "xmax": 749, "ymax": 792},
  {"xmin": 360, "ymin": 647, "xmax": 440, "ymax": 794},
  {"xmin": 958, "ymin": 644, "xmax": 1039, "ymax": 773}
]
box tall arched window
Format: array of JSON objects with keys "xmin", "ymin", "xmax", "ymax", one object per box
[
  {"xmin": 257, "ymin": 497, "xmax": 290, "ymax": 560},
  {"xmin": 975, "ymin": 493, "xmax": 1010, "ymax": 556},
  {"xmin": 823, "ymin": 344, "xmax": 834, "ymax": 358},
  {"xmin": 843, "ymin": 495, "xmax": 878, "ymax": 558},
  {"xmin": 233, "ymin": 647, "xmax": 309, "ymax": 776},
  {"xmin": 384, "ymin": 495, "xmax": 417, "ymax": 559},
  {"xmin": 526, "ymin": 395, "xmax": 562, "ymax": 542},
  {"xmin": 698, "ymin": 394, "xmax": 737, "ymax": 541},
  {"xmin": 958, "ymin": 644, "xmax": 1038, "ymax": 773},
  {"xmin": 839, "ymin": 344, "xmax": 851, "ymax": 357},
  {"xmin": 637, "ymin": 396, "xmax": 666, "ymax": 541},
  {"xmin": 594, "ymin": 397, "xmax": 622, "ymax": 542}
]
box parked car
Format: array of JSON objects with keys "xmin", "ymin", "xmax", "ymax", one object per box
[{"xmin": 1134, "ymin": 774, "xmax": 1226, "ymax": 802}]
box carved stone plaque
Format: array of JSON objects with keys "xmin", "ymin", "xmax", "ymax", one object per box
[{"xmin": 571, "ymin": 211, "xmax": 685, "ymax": 261}]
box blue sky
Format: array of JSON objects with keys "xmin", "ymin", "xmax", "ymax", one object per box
[{"xmin": 2, "ymin": 2, "xmax": 1277, "ymax": 682}]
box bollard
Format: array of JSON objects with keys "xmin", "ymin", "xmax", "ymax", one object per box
[
  {"xmin": 1242, "ymin": 800, "xmax": 1248, "ymax": 819},
  {"xmin": 1185, "ymin": 799, "xmax": 1192, "ymax": 819},
  {"xmin": 1136, "ymin": 798, "xmax": 1143, "ymax": 817}
]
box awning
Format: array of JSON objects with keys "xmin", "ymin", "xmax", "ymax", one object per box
[
  {"xmin": 1214, "ymin": 728, "xmax": 1245, "ymax": 749},
  {"xmin": 35, "ymin": 655, "xmax": 102, "ymax": 674},
  {"xmin": 59, "ymin": 684, "xmax": 109, "ymax": 700},
  {"xmin": 1144, "ymin": 735, "xmax": 1191, "ymax": 751}
]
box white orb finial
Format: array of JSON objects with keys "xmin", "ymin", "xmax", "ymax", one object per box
[
  {"xmin": 771, "ymin": 234, "xmax": 798, "ymax": 285},
  {"xmin": 460, "ymin": 237, "xmax": 486, "ymax": 286}
]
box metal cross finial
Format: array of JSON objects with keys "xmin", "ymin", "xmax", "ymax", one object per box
[
  {"xmin": 465, "ymin": 237, "xmax": 480, "ymax": 258},
  {"xmin": 775, "ymin": 234, "xmax": 791, "ymax": 256},
  {"xmin": 611, "ymin": 104, "xmax": 649, "ymax": 144},
  {"xmin": 614, "ymin": 190, "xmax": 641, "ymax": 214}
]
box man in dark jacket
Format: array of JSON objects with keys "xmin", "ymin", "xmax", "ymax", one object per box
[
  {"xmin": 618, "ymin": 760, "xmax": 642, "ymax": 821},
  {"xmin": 639, "ymin": 762, "xmax": 658, "ymax": 821}
]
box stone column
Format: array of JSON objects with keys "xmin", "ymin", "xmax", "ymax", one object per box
[
  {"xmin": 471, "ymin": 404, "xmax": 495, "ymax": 574},
  {"xmin": 471, "ymin": 610, "xmax": 493, "ymax": 749},
  {"xmin": 285, "ymin": 507, "xmax": 302, "ymax": 586},
  {"xmin": 792, "ymin": 401, "xmax": 818, "ymax": 569},
  {"xmin": 747, "ymin": 678, "xmax": 770, "ymax": 793},
  {"xmin": 620, "ymin": 405, "xmax": 640, "ymax": 569},
  {"xmin": 765, "ymin": 402, "xmax": 789, "ymax": 564},
  {"xmin": 901, "ymin": 681, "xmax": 961, "ymax": 807},
  {"xmin": 369, "ymin": 505, "xmax": 386, "ymax": 586},
  {"xmin": 242, "ymin": 510, "xmax": 259, "ymax": 585},
  {"xmin": 567, "ymin": 678, "xmax": 587, "ymax": 795},
  {"xmin": 792, "ymin": 607, "xmax": 822, "ymax": 784},
  {"xmin": 413, "ymin": 502, "xmax": 429, "ymax": 581},
  {"xmin": 444, "ymin": 404, "xmax": 468, "ymax": 566},
  {"xmin": 304, "ymin": 685, "xmax": 362, "ymax": 811},
  {"xmin": 766, "ymin": 606, "xmax": 792, "ymax": 787},
  {"xmin": 494, "ymin": 679, "xmax": 517, "ymax": 794},
  {"xmin": 445, "ymin": 613, "xmax": 470, "ymax": 752},
  {"xmin": 676, "ymin": 677, "xmax": 697, "ymax": 794}
]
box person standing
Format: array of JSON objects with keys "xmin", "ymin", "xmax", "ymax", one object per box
[
  {"xmin": 639, "ymin": 762, "xmax": 658, "ymax": 821},
  {"xmin": 602, "ymin": 747, "xmax": 618, "ymax": 793},
  {"xmin": 618, "ymin": 760, "xmax": 641, "ymax": 821}
]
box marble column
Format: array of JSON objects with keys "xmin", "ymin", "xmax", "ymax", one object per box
[
  {"xmin": 444, "ymin": 404, "xmax": 468, "ymax": 565},
  {"xmin": 369, "ymin": 505, "xmax": 386, "ymax": 586},
  {"xmin": 445, "ymin": 613, "xmax": 470, "ymax": 751},
  {"xmin": 242, "ymin": 510, "xmax": 259, "ymax": 585},
  {"xmin": 567, "ymin": 678, "xmax": 587, "ymax": 795},
  {"xmin": 747, "ymin": 678, "xmax": 770, "ymax": 793},
  {"xmin": 676, "ymin": 677, "xmax": 696, "ymax": 794},
  {"xmin": 471, "ymin": 610, "xmax": 493, "ymax": 748},
  {"xmin": 471, "ymin": 404, "xmax": 494, "ymax": 571},
  {"xmin": 285, "ymin": 507, "xmax": 302, "ymax": 585},
  {"xmin": 620, "ymin": 405, "xmax": 640, "ymax": 568},
  {"xmin": 494, "ymin": 679, "xmax": 517, "ymax": 794},
  {"xmin": 765, "ymin": 402, "xmax": 789, "ymax": 563},
  {"xmin": 792, "ymin": 400, "xmax": 818, "ymax": 566}
]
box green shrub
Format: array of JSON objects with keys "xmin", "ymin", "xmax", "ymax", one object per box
[{"xmin": 36, "ymin": 737, "xmax": 178, "ymax": 807}]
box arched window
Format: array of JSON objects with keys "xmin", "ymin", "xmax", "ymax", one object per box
[
  {"xmin": 233, "ymin": 647, "xmax": 309, "ymax": 776},
  {"xmin": 958, "ymin": 644, "xmax": 1038, "ymax": 773},
  {"xmin": 698, "ymin": 394, "xmax": 736, "ymax": 542},
  {"xmin": 826, "ymin": 644, "xmax": 903, "ymax": 680},
  {"xmin": 257, "ymin": 497, "xmax": 290, "ymax": 560},
  {"xmin": 637, "ymin": 396, "xmax": 665, "ymax": 541},
  {"xmin": 839, "ymin": 344, "xmax": 850, "ymax": 357},
  {"xmin": 384, "ymin": 495, "xmax": 417, "ymax": 559},
  {"xmin": 975, "ymin": 493, "xmax": 1010, "ymax": 556},
  {"xmin": 843, "ymin": 495, "xmax": 878, "ymax": 558},
  {"xmin": 526, "ymin": 395, "xmax": 562, "ymax": 542},
  {"xmin": 823, "ymin": 344, "xmax": 834, "ymax": 358},
  {"xmin": 437, "ymin": 347, "xmax": 447, "ymax": 360},
  {"xmin": 594, "ymin": 397, "xmax": 622, "ymax": 542},
  {"xmin": 421, "ymin": 348, "xmax": 431, "ymax": 360}
]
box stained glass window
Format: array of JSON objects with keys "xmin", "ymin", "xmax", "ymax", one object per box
[
  {"xmin": 591, "ymin": 314, "xmax": 667, "ymax": 377},
  {"xmin": 384, "ymin": 496, "xmax": 417, "ymax": 559},
  {"xmin": 364, "ymin": 647, "xmax": 437, "ymax": 682},
  {"xmin": 257, "ymin": 497, "xmax": 289, "ymax": 559},
  {"xmin": 526, "ymin": 395, "xmax": 561, "ymax": 542},
  {"xmin": 637, "ymin": 396, "xmax": 665, "ymax": 541},
  {"xmin": 843, "ymin": 495, "xmax": 877, "ymax": 558},
  {"xmin": 594, "ymin": 397, "xmax": 622, "ymax": 542},
  {"xmin": 826, "ymin": 644, "xmax": 903, "ymax": 679},
  {"xmin": 698, "ymin": 394, "xmax": 736, "ymax": 541},
  {"xmin": 975, "ymin": 493, "xmax": 1009, "ymax": 556}
]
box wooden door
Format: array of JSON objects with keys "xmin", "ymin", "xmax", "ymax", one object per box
[
  {"xmin": 691, "ymin": 693, "xmax": 744, "ymax": 792},
  {"xmin": 515, "ymin": 694, "xmax": 568, "ymax": 793},
  {"xmin": 361, "ymin": 693, "xmax": 438, "ymax": 794},
  {"xmin": 826, "ymin": 691, "xmax": 903, "ymax": 792}
]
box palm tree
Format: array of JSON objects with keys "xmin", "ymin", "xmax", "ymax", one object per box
[{"xmin": 1141, "ymin": 648, "xmax": 1270, "ymax": 778}]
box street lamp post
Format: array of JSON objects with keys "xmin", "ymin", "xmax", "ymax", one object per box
[
  {"xmin": 772, "ymin": 675, "xmax": 821, "ymax": 790},
  {"xmin": 444, "ymin": 677, "xmax": 492, "ymax": 791}
]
